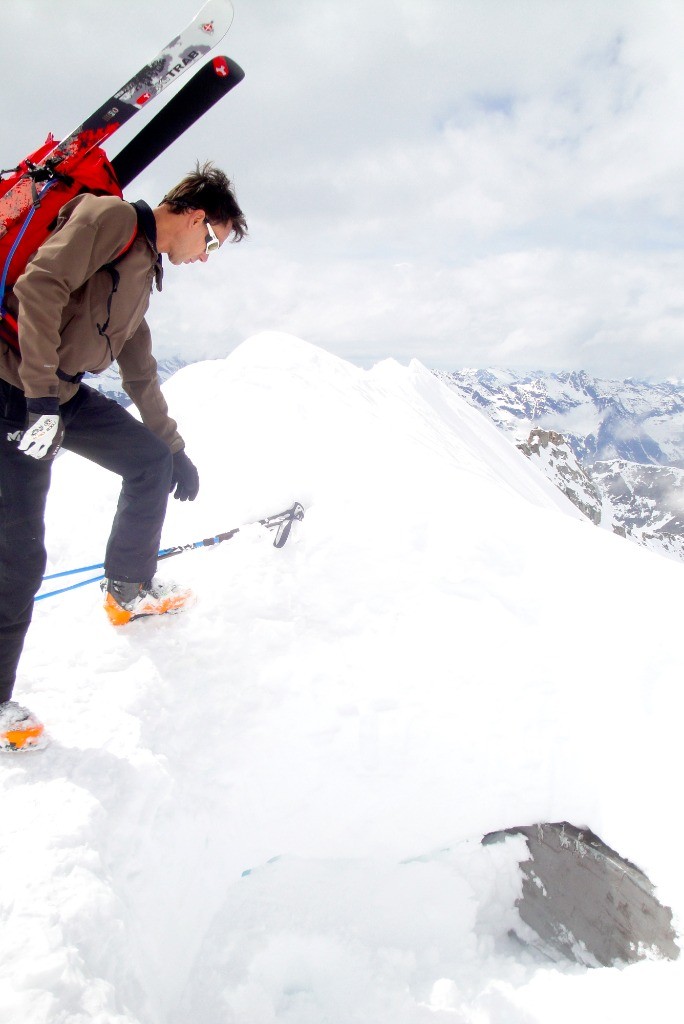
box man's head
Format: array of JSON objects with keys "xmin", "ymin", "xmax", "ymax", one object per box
[{"xmin": 155, "ymin": 161, "xmax": 247, "ymax": 265}]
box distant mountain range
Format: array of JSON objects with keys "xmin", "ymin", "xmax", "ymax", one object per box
[
  {"xmin": 84, "ymin": 356, "xmax": 186, "ymax": 405},
  {"xmin": 436, "ymin": 368, "xmax": 684, "ymax": 564},
  {"xmin": 436, "ymin": 369, "xmax": 684, "ymax": 466}
]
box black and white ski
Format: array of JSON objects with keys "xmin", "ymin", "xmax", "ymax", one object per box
[
  {"xmin": 0, "ymin": 0, "xmax": 234, "ymax": 237},
  {"xmin": 112, "ymin": 55, "xmax": 245, "ymax": 189}
]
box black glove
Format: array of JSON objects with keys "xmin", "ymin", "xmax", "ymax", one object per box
[
  {"xmin": 170, "ymin": 449, "xmax": 199, "ymax": 501},
  {"xmin": 17, "ymin": 397, "xmax": 64, "ymax": 460}
]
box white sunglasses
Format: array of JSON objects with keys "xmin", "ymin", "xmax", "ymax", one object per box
[{"xmin": 204, "ymin": 220, "xmax": 220, "ymax": 254}]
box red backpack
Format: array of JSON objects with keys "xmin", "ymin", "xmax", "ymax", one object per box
[{"xmin": 0, "ymin": 136, "xmax": 123, "ymax": 351}]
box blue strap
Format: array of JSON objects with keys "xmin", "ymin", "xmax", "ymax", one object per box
[{"xmin": 0, "ymin": 177, "xmax": 59, "ymax": 315}]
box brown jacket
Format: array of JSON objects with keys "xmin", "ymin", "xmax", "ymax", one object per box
[{"xmin": 0, "ymin": 193, "xmax": 183, "ymax": 452}]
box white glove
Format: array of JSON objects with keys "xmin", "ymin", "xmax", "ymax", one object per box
[{"xmin": 18, "ymin": 412, "xmax": 64, "ymax": 460}]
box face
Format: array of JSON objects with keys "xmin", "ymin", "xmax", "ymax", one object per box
[{"xmin": 167, "ymin": 209, "xmax": 233, "ymax": 266}]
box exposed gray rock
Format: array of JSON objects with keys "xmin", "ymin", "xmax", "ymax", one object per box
[
  {"xmin": 517, "ymin": 428, "xmax": 603, "ymax": 525},
  {"xmin": 484, "ymin": 822, "xmax": 680, "ymax": 968}
]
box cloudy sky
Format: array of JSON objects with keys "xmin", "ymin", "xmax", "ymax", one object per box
[{"xmin": 5, "ymin": 0, "xmax": 684, "ymax": 379}]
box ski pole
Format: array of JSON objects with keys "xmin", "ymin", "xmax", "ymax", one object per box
[{"xmin": 36, "ymin": 502, "xmax": 304, "ymax": 601}]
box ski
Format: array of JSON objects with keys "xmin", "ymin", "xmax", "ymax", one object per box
[
  {"xmin": 36, "ymin": 503, "xmax": 305, "ymax": 601},
  {"xmin": 0, "ymin": 0, "xmax": 234, "ymax": 238},
  {"xmin": 112, "ymin": 56, "xmax": 245, "ymax": 189}
]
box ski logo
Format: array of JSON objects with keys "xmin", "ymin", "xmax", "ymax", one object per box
[
  {"xmin": 201, "ymin": 21, "xmax": 215, "ymax": 33},
  {"xmin": 213, "ymin": 57, "xmax": 229, "ymax": 77},
  {"xmin": 162, "ymin": 49, "xmax": 201, "ymax": 83},
  {"xmin": 136, "ymin": 92, "xmax": 152, "ymax": 106}
]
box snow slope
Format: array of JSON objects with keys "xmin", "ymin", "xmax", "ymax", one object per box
[{"xmin": 1, "ymin": 332, "xmax": 683, "ymax": 1023}]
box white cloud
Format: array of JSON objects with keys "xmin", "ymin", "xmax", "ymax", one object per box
[
  {"xmin": 154, "ymin": 244, "xmax": 684, "ymax": 381},
  {"xmin": 4, "ymin": 0, "xmax": 684, "ymax": 379}
]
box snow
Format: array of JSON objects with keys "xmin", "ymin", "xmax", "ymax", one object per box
[{"xmin": 2, "ymin": 331, "xmax": 683, "ymax": 1022}]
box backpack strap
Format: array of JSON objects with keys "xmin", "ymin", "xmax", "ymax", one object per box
[
  {"xmin": 96, "ymin": 206, "xmax": 146, "ymax": 359},
  {"xmin": 96, "ymin": 200, "xmax": 163, "ymax": 359},
  {"xmin": 129, "ymin": 200, "xmax": 157, "ymax": 249}
]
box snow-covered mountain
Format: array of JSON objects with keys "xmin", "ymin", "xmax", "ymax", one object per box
[
  {"xmin": 439, "ymin": 368, "xmax": 684, "ymax": 563},
  {"xmin": 438, "ymin": 368, "xmax": 684, "ymax": 467},
  {"xmin": 2, "ymin": 334, "xmax": 683, "ymax": 1023}
]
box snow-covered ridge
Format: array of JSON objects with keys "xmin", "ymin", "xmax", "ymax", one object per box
[
  {"xmin": 3, "ymin": 333, "xmax": 682, "ymax": 1022},
  {"xmin": 94, "ymin": 359, "xmax": 684, "ymax": 563}
]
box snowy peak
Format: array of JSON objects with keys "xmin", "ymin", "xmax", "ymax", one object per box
[{"xmin": 159, "ymin": 332, "xmax": 582, "ymax": 537}]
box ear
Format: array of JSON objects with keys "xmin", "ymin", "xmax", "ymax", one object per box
[{"xmin": 186, "ymin": 208, "xmax": 206, "ymax": 228}]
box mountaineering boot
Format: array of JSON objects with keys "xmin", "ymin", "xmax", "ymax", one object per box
[
  {"xmin": 0, "ymin": 701, "xmax": 46, "ymax": 752},
  {"xmin": 102, "ymin": 576, "xmax": 194, "ymax": 626}
]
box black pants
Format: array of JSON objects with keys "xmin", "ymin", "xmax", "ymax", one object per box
[{"xmin": 0, "ymin": 379, "xmax": 173, "ymax": 702}]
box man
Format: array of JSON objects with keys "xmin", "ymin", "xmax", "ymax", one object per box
[{"xmin": 0, "ymin": 161, "xmax": 247, "ymax": 750}]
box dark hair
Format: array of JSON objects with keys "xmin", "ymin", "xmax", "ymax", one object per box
[{"xmin": 162, "ymin": 161, "xmax": 247, "ymax": 242}]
